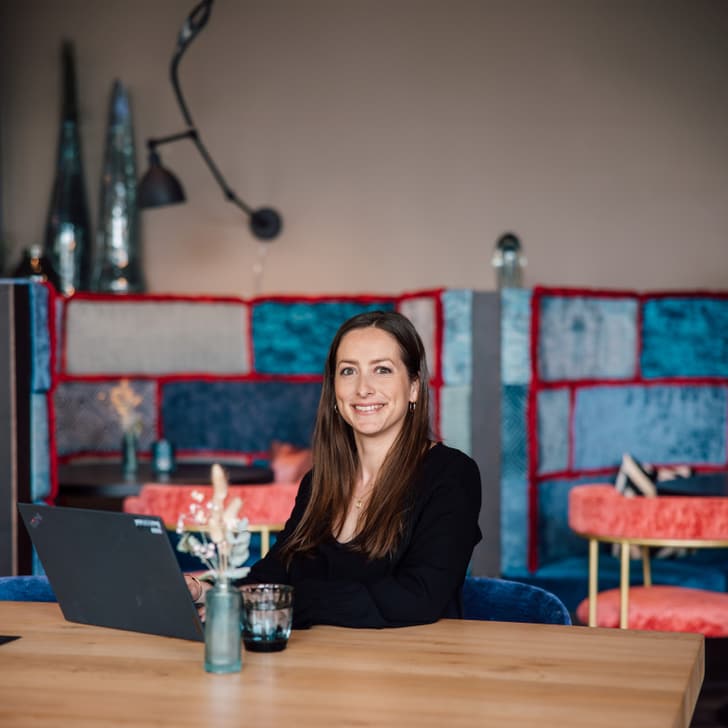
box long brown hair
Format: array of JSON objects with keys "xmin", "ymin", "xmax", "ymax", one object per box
[{"xmin": 279, "ymin": 310, "xmax": 431, "ymax": 563}]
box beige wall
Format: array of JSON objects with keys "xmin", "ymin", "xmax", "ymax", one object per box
[{"xmin": 1, "ymin": 0, "xmax": 727, "ymax": 297}]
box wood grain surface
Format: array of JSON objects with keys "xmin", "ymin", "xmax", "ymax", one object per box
[{"xmin": 0, "ymin": 602, "xmax": 703, "ymax": 728}]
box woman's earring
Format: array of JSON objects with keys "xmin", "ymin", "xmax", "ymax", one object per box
[
  {"xmin": 409, "ymin": 401, "xmax": 416, "ymax": 413},
  {"xmin": 334, "ymin": 403, "xmax": 339, "ymax": 414}
]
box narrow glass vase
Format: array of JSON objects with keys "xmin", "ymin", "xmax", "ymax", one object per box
[{"xmin": 204, "ymin": 579, "xmax": 242, "ymax": 674}]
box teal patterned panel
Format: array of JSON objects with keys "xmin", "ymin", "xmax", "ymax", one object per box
[
  {"xmin": 442, "ymin": 289, "xmax": 473, "ymax": 386},
  {"xmin": 501, "ymin": 289, "xmax": 531, "ymax": 385},
  {"xmin": 642, "ymin": 297, "xmax": 728, "ymax": 378},
  {"xmin": 31, "ymin": 393, "xmax": 51, "ymax": 501},
  {"xmin": 574, "ymin": 384, "xmax": 727, "ymax": 469},
  {"xmin": 440, "ymin": 385, "xmax": 471, "ymax": 454},
  {"xmin": 29, "ymin": 283, "xmax": 52, "ymax": 393},
  {"xmin": 537, "ymin": 388, "xmax": 570, "ymax": 475},
  {"xmin": 252, "ymin": 300, "xmax": 395, "ymax": 375},
  {"xmin": 501, "ymin": 384, "xmax": 529, "ymax": 574},
  {"xmin": 539, "ymin": 296, "xmax": 638, "ymax": 381}
]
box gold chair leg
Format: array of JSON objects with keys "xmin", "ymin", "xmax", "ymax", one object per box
[
  {"xmin": 260, "ymin": 527, "xmax": 271, "ymax": 558},
  {"xmin": 588, "ymin": 538, "xmax": 598, "ymax": 627},
  {"xmin": 619, "ymin": 541, "xmax": 630, "ymax": 629},
  {"xmin": 641, "ymin": 546, "xmax": 652, "ymax": 587}
]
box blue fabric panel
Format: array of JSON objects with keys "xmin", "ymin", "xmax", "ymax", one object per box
[
  {"xmin": 252, "ymin": 300, "xmax": 395, "ymax": 375},
  {"xmin": 537, "ymin": 477, "xmax": 612, "ymax": 567},
  {"xmin": 500, "ymin": 384, "xmax": 529, "ymax": 574},
  {"xmin": 29, "ymin": 283, "xmax": 51, "ymax": 393},
  {"xmin": 501, "ymin": 289, "xmax": 531, "ymax": 385},
  {"xmin": 538, "ymin": 296, "xmax": 638, "ymax": 381},
  {"xmin": 31, "ymin": 393, "xmax": 50, "ymax": 501},
  {"xmin": 442, "ymin": 289, "xmax": 472, "ymax": 386},
  {"xmin": 537, "ymin": 388, "xmax": 570, "ymax": 475},
  {"xmin": 573, "ymin": 385, "xmax": 727, "ymax": 469},
  {"xmin": 642, "ymin": 297, "xmax": 728, "ymax": 378},
  {"xmin": 440, "ymin": 385, "xmax": 471, "ymax": 455},
  {"xmin": 54, "ymin": 380, "xmax": 158, "ymax": 456},
  {"xmin": 162, "ymin": 380, "xmax": 321, "ymax": 453}
]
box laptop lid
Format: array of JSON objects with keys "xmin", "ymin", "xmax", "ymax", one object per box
[{"xmin": 18, "ymin": 503, "xmax": 204, "ymax": 642}]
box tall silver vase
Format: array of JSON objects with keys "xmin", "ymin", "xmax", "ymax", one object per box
[
  {"xmin": 92, "ymin": 80, "xmax": 145, "ymax": 293},
  {"xmin": 43, "ymin": 41, "xmax": 92, "ymax": 296}
]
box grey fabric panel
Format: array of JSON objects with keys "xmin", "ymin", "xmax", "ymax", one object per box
[
  {"xmin": 398, "ymin": 297, "xmax": 437, "ymax": 378},
  {"xmin": 470, "ymin": 291, "xmax": 500, "ymax": 577},
  {"xmin": 64, "ymin": 299, "xmax": 250, "ymax": 375}
]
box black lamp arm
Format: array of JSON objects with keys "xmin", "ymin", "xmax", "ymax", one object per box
[{"xmin": 165, "ymin": 0, "xmax": 256, "ymax": 218}]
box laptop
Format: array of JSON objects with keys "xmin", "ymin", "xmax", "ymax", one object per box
[{"xmin": 18, "ymin": 503, "xmax": 204, "ymax": 642}]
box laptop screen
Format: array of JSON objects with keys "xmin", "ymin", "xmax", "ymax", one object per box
[{"xmin": 18, "ymin": 503, "xmax": 204, "ymax": 642}]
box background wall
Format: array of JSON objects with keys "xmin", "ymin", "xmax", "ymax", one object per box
[{"xmin": 1, "ymin": 0, "xmax": 727, "ymax": 297}]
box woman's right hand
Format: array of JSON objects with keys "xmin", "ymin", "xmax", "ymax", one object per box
[{"xmin": 184, "ymin": 574, "xmax": 211, "ymax": 619}]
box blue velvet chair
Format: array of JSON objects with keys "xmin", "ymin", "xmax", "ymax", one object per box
[
  {"xmin": 462, "ymin": 576, "xmax": 572, "ymax": 625},
  {"xmin": 0, "ymin": 575, "xmax": 56, "ymax": 602}
]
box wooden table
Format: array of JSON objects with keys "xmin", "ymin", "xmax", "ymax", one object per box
[
  {"xmin": 0, "ymin": 602, "xmax": 703, "ymax": 728},
  {"xmin": 57, "ymin": 462, "xmax": 274, "ymax": 510}
]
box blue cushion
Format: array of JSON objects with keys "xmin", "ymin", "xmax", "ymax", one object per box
[
  {"xmin": 0, "ymin": 575, "xmax": 56, "ymax": 602},
  {"xmin": 462, "ymin": 576, "xmax": 571, "ymax": 625}
]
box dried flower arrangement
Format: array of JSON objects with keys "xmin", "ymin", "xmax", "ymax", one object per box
[
  {"xmin": 109, "ymin": 378, "xmax": 143, "ymax": 434},
  {"xmin": 176, "ymin": 464, "xmax": 251, "ymax": 582}
]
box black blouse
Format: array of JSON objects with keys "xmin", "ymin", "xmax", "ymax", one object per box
[{"xmin": 241, "ymin": 443, "xmax": 482, "ymax": 629}]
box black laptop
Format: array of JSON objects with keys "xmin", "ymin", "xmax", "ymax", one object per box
[{"xmin": 18, "ymin": 503, "xmax": 204, "ymax": 642}]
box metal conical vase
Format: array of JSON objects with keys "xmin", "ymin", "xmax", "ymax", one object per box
[
  {"xmin": 43, "ymin": 41, "xmax": 92, "ymax": 296},
  {"xmin": 92, "ymin": 80, "xmax": 145, "ymax": 293}
]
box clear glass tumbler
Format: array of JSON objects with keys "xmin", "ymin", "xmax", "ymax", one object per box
[{"xmin": 241, "ymin": 584, "xmax": 294, "ymax": 653}]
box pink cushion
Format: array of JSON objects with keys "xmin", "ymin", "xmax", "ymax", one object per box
[
  {"xmin": 568, "ymin": 484, "xmax": 728, "ymax": 540},
  {"xmin": 269, "ymin": 441, "xmax": 312, "ymax": 483},
  {"xmin": 576, "ymin": 586, "xmax": 728, "ymax": 637},
  {"xmin": 124, "ymin": 483, "xmax": 299, "ymax": 527}
]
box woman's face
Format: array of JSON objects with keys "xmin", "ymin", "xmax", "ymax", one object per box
[{"xmin": 334, "ymin": 326, "xmax": 418, "ymax": 449}]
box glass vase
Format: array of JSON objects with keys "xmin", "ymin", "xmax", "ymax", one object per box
[
  {"xmin": 204, "ymin": 579, "xmax": 242, "ymax": 673},
  {"xmin": 44, "ymin": 41, "xmax": 92, "ymax": 296},
  {"xmin": 92, "ymin": 80, "xmax": 145, "ymax": 293},
  {"xmin": 121, "ymin": 430, "xmax": 138, "ymax": 477}
]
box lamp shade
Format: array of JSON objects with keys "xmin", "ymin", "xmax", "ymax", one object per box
[{"xmin": 137, "ymin": 151, "xmax": 186, "ymax": 208}]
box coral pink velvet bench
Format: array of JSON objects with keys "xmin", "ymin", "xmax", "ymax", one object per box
[
  {"xmin": 124, "ymin": 483, "xmax": 298, "ymax": 556},
  {"xmin": 568, "ymin": 484, "xmax": 728, "ymax": 636}
]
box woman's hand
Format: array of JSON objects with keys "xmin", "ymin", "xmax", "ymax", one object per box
[{"xmin": 184, "ymin": 574, "xmax": 211, "ymax": 619}]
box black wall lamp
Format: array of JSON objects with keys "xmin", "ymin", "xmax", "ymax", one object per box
[{"xmin": 138, "ymin": 0, "xmax": 282, "ymax": 241}]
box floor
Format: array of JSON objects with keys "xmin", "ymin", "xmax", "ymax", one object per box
[{"xmin": 691, "ymin": 639, "xmax": 728, "ymax": 728}]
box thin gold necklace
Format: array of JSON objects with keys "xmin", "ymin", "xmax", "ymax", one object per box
[{"xmin": 354, "ymin": 484, "xmax": 374, "ymax": 509}]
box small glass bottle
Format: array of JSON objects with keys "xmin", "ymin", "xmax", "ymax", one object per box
[
  {"xmin": 204, "ymin": 579, "xmax": 242, "ymax": 673},
  {"xmin": 491, "ymin": 232, "xmax": 526, "ymax": 289},
  {"xmin": 13, "ymin": 245, "xmax": 62, "ymax": 290}
]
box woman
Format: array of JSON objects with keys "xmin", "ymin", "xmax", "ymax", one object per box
[{"xmin": 191, "ymin": 310, "xmax": 482, "ymax": 628}]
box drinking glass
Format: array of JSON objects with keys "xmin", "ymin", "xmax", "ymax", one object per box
[{"xmin": 240, "ymin": 584, "xmax": 293, "ymax": 652}]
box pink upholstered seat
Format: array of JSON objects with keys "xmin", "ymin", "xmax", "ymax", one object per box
[
  {"xmin": 124, "ymin": 482, "xmax": 298, "ymax": 527},
  {"xmin": 569, "ymin": 484, "xmax": 728, "ymax": 541},
  {"xmin": 575, "ymin": 585, "xmax": 728, "ymax": 637}
]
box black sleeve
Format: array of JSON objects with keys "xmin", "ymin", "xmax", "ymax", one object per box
[
  {"xmin": 292, "ymin": 454, "xmax": 482, "ymax": 629},
  {"xmin": 236, "ymin": 473, "xmax": 312, "ymax": 587}
]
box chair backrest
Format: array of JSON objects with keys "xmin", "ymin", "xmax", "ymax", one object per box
[
  {"xmin": 0, "ymin": 575, "xmax": 56, "ymax": 602},
  {"xmin": 462, "ymin": 576, "xmax": 571, "ymax": 625}
]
